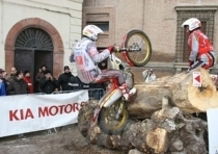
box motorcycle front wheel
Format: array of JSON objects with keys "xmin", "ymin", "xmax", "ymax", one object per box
[
  {"xmin": 125, "ymin": 29, "xmax": 152, "ymax": 67},
  {"xmin": 98, "ymin": 100, "xmax": 128, "ymax": 135}
]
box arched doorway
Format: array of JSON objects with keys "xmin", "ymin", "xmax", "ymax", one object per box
[
  {"xmin": 14, "ymin": 28, "xmax": 54, "ymax": 91},
  {"xmin": 5, "ymin": 18, "xmax": 64, "ymax": 80}
]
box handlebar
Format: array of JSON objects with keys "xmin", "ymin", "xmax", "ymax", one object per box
[
  {"xmin": 116, "ymin": 47, "xmax": 141, "ymax": 52},
  {"xmin": 100, "ymin": 46, "xmax": 141, "ymax": 53}
]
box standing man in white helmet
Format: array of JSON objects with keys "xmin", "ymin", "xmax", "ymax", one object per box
[
  {"xmin": 70, "ymin": 25, "xmax": 136, "ymax": 100},
  {"xmin": 181, "ymin": 18, "xmax": 216, "ymax": 71}
]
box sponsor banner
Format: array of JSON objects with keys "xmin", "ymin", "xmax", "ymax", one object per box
[
  {"xmin": 207, "ymin": 108, "xmax": 218, "ymax": 154},
  {"xmin": 0, "ymin": 90, "xmax": 88, "ymax": 137}
]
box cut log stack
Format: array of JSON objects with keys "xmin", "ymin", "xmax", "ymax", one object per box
[
  {"xmin": 129, "ymin": 68, "xmax": 218, "ymax": 118},
  {"xmin": 78, "ymin": 68, "xmax": 216, "ymax": 153}
]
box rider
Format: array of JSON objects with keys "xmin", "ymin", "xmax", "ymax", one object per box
[
  {"xmin": 181, "ymin": 18, "xmax": 216, "ymax": 71},
  {"xmin": 71, "ymin": 25, "xmax": 136, "ymax": 100}
]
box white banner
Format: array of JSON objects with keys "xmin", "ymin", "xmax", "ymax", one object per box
[
  {"xmin": 0, "ymin": 90, "xmax": 88, "ymax": 137},
  {"xmin": 207, "ymin": 108, "xmax": 218, "ymax": 154}
]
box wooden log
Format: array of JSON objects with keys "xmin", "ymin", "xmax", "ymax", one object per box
[
  {"xmin": 188, "ymin": 68, "xmax": 218, "ymax": 111},
  {"xmin": 128, "ymin": 68, "xmax": 218, "ymax": 119}
]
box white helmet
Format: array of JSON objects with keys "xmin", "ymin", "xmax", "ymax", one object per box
[
  {"xmin": 181, "ymin": 18, "xmax": 201, "ymax": 31},
  {"xmin": 82, "ymin": 25, "xmax": 103, "ymax": 41}
]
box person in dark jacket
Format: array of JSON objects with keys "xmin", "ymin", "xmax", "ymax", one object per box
[
  {"xmin": 7, "ymin": 71, "xmax": 28, "ymax": 95},
  {"xmin": 39, "ymin": 70, "xmax": 59, "ymax": 94},
  {"xmin": 35, "ymin": 65, "xmax": 48, "ymax": 92},
  {"xmin": 8, "ymin": 67, "xmax": 17, "ymax": 81},
  {"xmin": 58, "ymin": 66, "xmax": 81, "ymax": 91}
]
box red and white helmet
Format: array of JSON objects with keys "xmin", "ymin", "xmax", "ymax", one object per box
[
  {"xmin": 82, "ymin": 25, "xmax": 103, "ymax": 41},
  {"xmin": 181, "ymin": 18, "xmax": 201, "ymax": 31}
]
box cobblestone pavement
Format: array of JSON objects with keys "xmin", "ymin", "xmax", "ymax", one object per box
[{"xmin": 0, "ymin": 124, "xmax": 125, "ymax": 154}]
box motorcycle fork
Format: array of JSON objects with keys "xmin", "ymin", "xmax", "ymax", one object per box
[
  {"xmin": 92, "ymin": 89, "xmax": 122, "ymax": 123},
  {"xmin": 92, "ymin": 106, "xmax": 101, "ymax": 123},
  {"xmin": 92, "ymin": 78, "xmax": 122, "ymax": 123},
  {"xmin": 115, "ymin": 102, "xmax": 125, "ymax": 120}
]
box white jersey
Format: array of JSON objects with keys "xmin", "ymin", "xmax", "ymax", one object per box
[{"xmin": 73, "ymin": 37, "xmax": 110, "ymax": 83}]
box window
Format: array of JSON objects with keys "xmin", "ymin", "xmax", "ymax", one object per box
[
  {"xmin": 83, "ymin": 7, "xmax": 115, "ymax": 47},
  {"xmin": 86, "ymin": 21, "xmax": 109, "ymax": 32}
]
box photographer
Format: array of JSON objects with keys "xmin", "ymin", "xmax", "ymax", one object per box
[{"xmin": 39, "ymin": 70, "xmax": 59, "ymax": 94}]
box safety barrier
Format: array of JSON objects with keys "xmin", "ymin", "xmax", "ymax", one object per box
[
  {"xmin": 49, "ymin": 88, "xmax": 105, "ymax": 100},
  {"xmin": 0, "ymin": 88, "xmax": 105, "ymax": 139},
  {"xmin": 0, "ymin": 90, "xmax": 88, "ymax": 138}
]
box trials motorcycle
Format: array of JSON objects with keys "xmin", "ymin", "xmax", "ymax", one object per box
[{"xmin": 84, "ymin": 30, "xmax": 152, "ymax": 135}]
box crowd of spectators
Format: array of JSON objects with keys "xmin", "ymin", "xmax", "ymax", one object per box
[{"xmin": 0, "ymin": 65, "xmax": 106, "ymax": 97}]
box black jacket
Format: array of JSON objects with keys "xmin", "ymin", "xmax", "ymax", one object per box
[
  {"xmin": 39, "ymin": 77, "xmax": 59, "ymax": 94},
  {"xmin": 7, "ymin": 78, "xmax": 28, "ymax": 95},
  {"xmin": 58, "ymin": 73, "xmax": 81, "ymax": 91}
]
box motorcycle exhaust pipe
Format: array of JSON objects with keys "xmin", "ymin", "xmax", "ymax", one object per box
[{"xmin": 100, "ymin": 89, "xmax": 123, "ymax": 108}]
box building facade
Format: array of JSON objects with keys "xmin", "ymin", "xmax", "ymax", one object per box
[
  {"xmin": 83, "ymin": 0, "xmax": 218, "ymax": 73},
  {"xmin": 0, "ymin": 0, "xmax": 83, "ymax": 78}
]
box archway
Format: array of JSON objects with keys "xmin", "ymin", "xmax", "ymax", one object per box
[
  {"xmin": 5, "ymin": 18, "xmax": 64, "ymax": 78},
  {"xmin": 14, "ymin": 27, "xmax": 54, "ymax": 91}
]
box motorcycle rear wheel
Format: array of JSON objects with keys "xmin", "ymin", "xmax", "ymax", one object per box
[
  {"xmin": 98, "ymin": 100, "xmax": 128, "ymax": 135},
  {"xmin": 125, "ymin": 29, "xmax": 152, "ymax": 66}
]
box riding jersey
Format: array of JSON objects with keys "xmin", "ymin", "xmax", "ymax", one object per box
[
  {"xmin": 73, "ymin": 37, "xmax": 110, "ymax": 83},
  {"xmin": 188, "ymin": 29, "xmax": 215, "ymax": 69}
]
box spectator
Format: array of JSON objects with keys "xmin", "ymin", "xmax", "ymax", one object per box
[
  {"xmin": 0, "ymin": 69, "xmax": 6, "ymax": 96},
  {"xmin": 35, "ymin": 68, "xmax": 43, "ymax": 92},
  {"xmin": 23, "ymin": 70, "xmax": 34, "ymax": 93},
  {"xmin": 35, "ymin": 65, "xmax": 48, "ymax": 92},
  {"xmin": 41, "ymin": 65, "xmax": 48, "ymax": 74},
  {"xmin": 7, "ymin": 71, "xmax": 28, "ymax": 95},
  {"xmin": 39, "ymin": 70, "xmax": 59, "ymax": 94},
  {"xmin": 1, "ymin": 70, "xmax": 10, "ymax": 95},
  {"xmin": 9, "ymin": 67, "xmax": 17, "ymax": 81},
  {"xmin": 58, "ymin": 66, "xmax": 81, "ymax": 91}
]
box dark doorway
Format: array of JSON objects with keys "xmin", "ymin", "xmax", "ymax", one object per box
[{"xmin": 15, "ymin": 28, "xmax": 54, "ymax": 92}]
